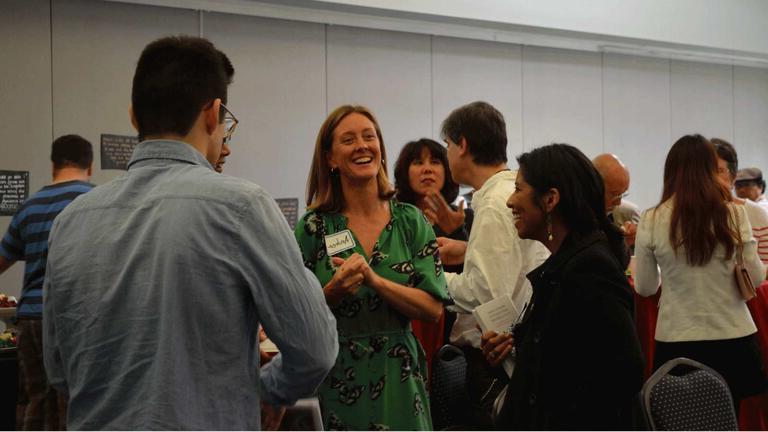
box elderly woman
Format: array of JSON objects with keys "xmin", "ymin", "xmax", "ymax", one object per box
[
  {"xmin": 295, "ymin": 105, "xmax": 450, "ymax": 430},
  {"xmin": 482, "ymin": 143, "xmax": 644, "ymax": 429}
]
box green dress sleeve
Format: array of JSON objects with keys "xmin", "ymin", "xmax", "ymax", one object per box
[
  {"xmin": 295, "ymin": 210, "xmax": 324, "ymax": 274},
  {"xmin": 398, "ymin": 203, "xmax": 452, "ymax": 304}
]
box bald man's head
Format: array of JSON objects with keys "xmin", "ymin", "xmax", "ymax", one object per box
[{"xmin": 593, "ymin": 153, "xmax": 630, "ymax": 212}]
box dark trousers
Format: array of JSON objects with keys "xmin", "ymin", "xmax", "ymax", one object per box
[
  {"xmin": 462, "ymin": 347, "xmax": 505, "ymax": 430},
  {"xmin": 17, "ymin": 319, "xmax": 67, "ymax": 430}
]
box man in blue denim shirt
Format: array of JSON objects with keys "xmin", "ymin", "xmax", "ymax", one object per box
[{"xmin": 42, "ymin": 36, "xmax": 338, "ymax": 430}]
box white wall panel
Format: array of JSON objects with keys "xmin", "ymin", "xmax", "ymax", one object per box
[
  {"xmin": 522, "ymin": 46, "xmax": 603, "ymax": 157},
  {"xmin": 432, "ymin": 36, "xmax": 523, "ymax": 167},
  {"xmin": 0, "ymin": 0, "xmax": 52, "ymax": 298},
  {"xmin": 603, "ymin": 54, "xmax": 671, "ymax": 210},
  {"xmin": 327, "ymin": 26, "xmax": 432, "ymax": 176},
  {"xmin": 51, "ymin": 0, "xmax": 198, "ymax": 187},
  {"xmin": 205, "ymin": 13, "xmax": 326, "ymax": 205},
  {"xmin": 670, "ymin": 61, "xmax": 733, "ymax": 141},
  {"xmin": 734, "ymin": 66, "xmax": 768, "ymax": 174}
]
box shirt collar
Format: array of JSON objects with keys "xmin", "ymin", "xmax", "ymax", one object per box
[
  {"xmin": 127, "ymin": 139, "xmax": 214, "ymax": 170},
  {"xmin": 472, "ymin": 169, "xmax": 515, "ymax": 205}
]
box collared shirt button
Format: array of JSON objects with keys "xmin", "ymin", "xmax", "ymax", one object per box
[{"xmin": 528, "ymin": 393, "xmax": 537, "ymax": 405}]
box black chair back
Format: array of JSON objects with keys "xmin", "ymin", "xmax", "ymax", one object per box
[
  {"xmin": 641, "ymin": 357, "xmax": 738, "ymax": 430},
  {"xmin": 430, "ymin": 344, "xmax": 470, "ymax": 430}
]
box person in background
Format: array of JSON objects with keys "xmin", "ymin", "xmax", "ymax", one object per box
[
  {"xmin": 735, "ymin": 167, "xmax": 768, "ymax": 212},
  {"xmin": 436, "ymin": 101, "xmax": 549, "ymax": 428},
  {"xmin": 0, "ymin": 134, "xmax": 94, "ymax": 430},
  {"xmin": 635, "ymin": 134, "xmax": 767, "ymax": 413},
  {"xmin": 42, "ymin": 36, "xmax": 338, "ymax": 430},
  {"xmin": 593, "ymin": 153, "xmax": 640, "ymax": 249},
  {"xmin": 713, "ymin": 138, "xmax": 768, "ymax": 264},
  {"xmin": 393, "ymin": 138, "xmax": 472, "ymax": 372},
  {"xmin": 296, "ymin": 105, "xmax": 450, "ymax": 430},
  {"xmin": 482, "ymin": 143, "xmax": 643, "ymax": 429}
]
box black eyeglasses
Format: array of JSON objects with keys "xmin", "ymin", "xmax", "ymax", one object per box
[{"xmin": 220, "ymin": 103, "xmax": 239, "ymax": 144}]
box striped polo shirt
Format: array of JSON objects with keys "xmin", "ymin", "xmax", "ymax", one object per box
[{"xmin": 0, "ymin": 180, "xmax": 93, "ymax": 318}]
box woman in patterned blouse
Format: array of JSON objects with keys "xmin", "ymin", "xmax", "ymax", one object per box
[{"xmin": 295, "ymin": 105, "xmax": 450, "ymax": 430}]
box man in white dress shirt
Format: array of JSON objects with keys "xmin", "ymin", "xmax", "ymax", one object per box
[{"xmin": 436, "ymin": 101, "xmax": 549, "ymax": 428}]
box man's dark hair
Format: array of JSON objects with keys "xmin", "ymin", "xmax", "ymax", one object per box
[
  {"xmin": 131, "ymin": 36, "xmax": 234, "ymax": 140},
  {"xmin": 51, "ymin": 134, "xmax": 93, "ymax": 170},
  {"xmin": 712, "ymin": 137, "xmax": 738, "ymax": 178},
  {"xmin": 440, "ymin": 101, "xmax": 507, "ymax": 166}
]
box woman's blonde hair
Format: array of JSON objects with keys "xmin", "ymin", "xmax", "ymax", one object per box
[{"xmin": 306, "ymin": 105, "xmax": 395, "ymax": 213}]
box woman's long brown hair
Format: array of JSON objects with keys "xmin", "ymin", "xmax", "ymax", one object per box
[{"xmin": 658, "ymin": 134, "xmax": 736, "ymax": 265}]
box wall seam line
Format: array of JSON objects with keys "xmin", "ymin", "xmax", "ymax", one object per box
[
  {"xmin": 49, "ymin": 0, "xmax": 54, "ymax": 144},
  {"xmin": 601, "ymin": 51, "xmax": 606, "ymax": 154},
  {"xmin": 430, "ymin": 35, "xmax": 434, "ymax": 138},
  {"xmin": 520, "ymin": 45, "xmax": 525, "ymax": 152},
  {"xmin": 324, "ymin": 24, "xmax": 329, "ymax": 114}
]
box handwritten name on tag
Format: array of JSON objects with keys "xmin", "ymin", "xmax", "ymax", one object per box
[{"xmin": 324, "ymin": 230, "xmax": 356, "ymax": 256}]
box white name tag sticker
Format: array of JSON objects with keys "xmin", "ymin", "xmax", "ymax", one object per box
[{"xmin": 324, "ymin": 230, "xmax": 356, "ymax": 256}]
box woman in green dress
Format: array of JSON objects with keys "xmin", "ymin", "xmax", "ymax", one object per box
[{"xmin": 295, "ymin": 105, "xmax": 450, "ymax": 430}]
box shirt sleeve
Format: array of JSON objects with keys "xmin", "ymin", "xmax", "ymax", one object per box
[
  {"xmin": 735, "ymin": 205, "xmax": 767, "ymax": 287},
  {"xmin": 634, "ymin": 209, "xmax": 660, "ymax": 297},
  {"xmin": 42, "ymin": 218, "xmax": 68, "ymax": 394},
  {"xmin": 446, "ymin": 206, "xmax": 532, "ymax": 314},
  {"xmin": 403, "ymin": 206, "xmax": 451, "ymax": 303},
  {"xmin": 0, "ymin": 212, "xmax": 25, "ymax": 261},
  {"xmin": 236, "ymin": 194, "xmax": 338, "ymax": 406}
]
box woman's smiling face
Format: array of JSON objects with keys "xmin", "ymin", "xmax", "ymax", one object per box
[
  {"xmin": 327, "ymin": 112, "xmax": 381, "ymax": 183},
  {"xmin": 507, "ymin": 169, "xmax": 547, "ymax": 242}
]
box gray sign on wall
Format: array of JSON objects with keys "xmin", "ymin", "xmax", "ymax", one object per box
[
  {"xmin": 0, "ymin": 170, "xmax": 30, "ymax": 216},
  {"xmin": 275, "ymin": 198, "xmax": 299, "ymax": 230},
  {"xmin": 101, "ymin": 134, "xmax": 139, "ymax": 170}
]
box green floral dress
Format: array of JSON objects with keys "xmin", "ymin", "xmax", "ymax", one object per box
[{"xmin": 295, "ymin": 201, "xmax": 450, "ymax": 431}]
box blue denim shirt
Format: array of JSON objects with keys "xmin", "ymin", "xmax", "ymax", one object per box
[{"xmin": 43, "ymin": 140, "xmax": 338, "ymax": 430}]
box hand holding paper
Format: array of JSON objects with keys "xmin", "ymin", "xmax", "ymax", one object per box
[
  {"xmin": 481, "ymin": 330, "xmax": 514, "ymax": 368},
  {"xmin": 473, "ymin": 294, "xmax": 520, "ymax": 377}
]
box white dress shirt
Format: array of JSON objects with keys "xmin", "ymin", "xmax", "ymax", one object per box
[
  {"xmin": 634, "ymin": 201, "xmax": 765, "ymax": 342},
  {"xmin": 755, "ymin": 194, "xmax": 768, "ymax": 214},
  {"xmin": 446, "ymin": 170, "xmax": 550, "ymax": 348}
]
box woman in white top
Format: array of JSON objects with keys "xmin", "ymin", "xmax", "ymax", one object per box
[
  {"xmin": 635, "ymin": 134, "xmax": 767, "ymax": 411},
  {"xmin": 713, "ymin": 138, "xmax": 768, "ymax": 264}
]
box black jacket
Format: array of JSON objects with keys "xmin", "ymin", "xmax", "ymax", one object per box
[{"xmin": 497, "ymin": 230, "xmax": 645, "ymax": 430}]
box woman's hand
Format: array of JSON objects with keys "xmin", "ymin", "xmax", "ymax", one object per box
[
  {"xmin": 436, "ymin": 237, "xmax": 467, "ymax": 266},
  {"xmin": 323, "ymin": 254, "xmax": 367, "ymax": 305},
  {"xmin": 480, "ymin": 330, "xmax": 514, "ymax": 368},
  {"xmin": 424, "ymin": 191, "xmax": 465, "ymax": 234}
]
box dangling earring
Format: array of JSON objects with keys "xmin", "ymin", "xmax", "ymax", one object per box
[
  {"xmin": 330, "ymin": 167, "xmax": 337, "ymax": 174},
  {"xmin": 546, "ymin": 213, "xmax": 554, "ymax": 242}
]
